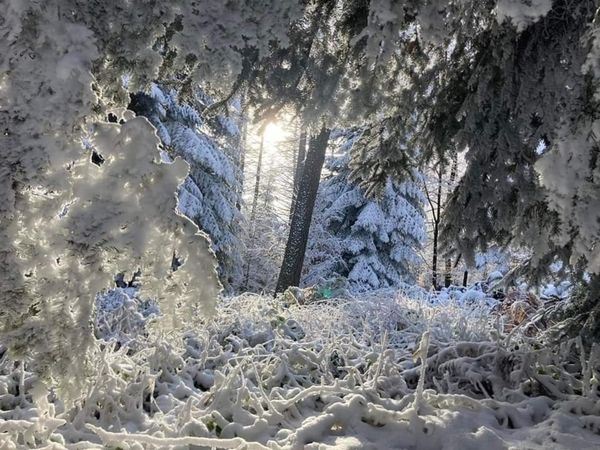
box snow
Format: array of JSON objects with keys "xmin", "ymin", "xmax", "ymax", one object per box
[
  {"xmin": 1, "ymin": 289, "xmax": 599, "ymax": 449},
  {"xmin": 139, "ymin": 84, "xmax": 244, "ymax": 291},
  {"xmin": 495, "ymin": 0, "xmax": 553, "ymax": 31},
  {"xmin": 536, "ymin": 119, "xmax": 600, "ymax": 274},
  {"xmin": 2, "ymin": 5, "xmax": 599, "ymax": 448},
  {"xmin": 95, "ymin": 288, "xmax": 160, "ymax": 350},
  {"xmin": 540, "ymin": 282, "xmax": 572, "ymax": 301}
]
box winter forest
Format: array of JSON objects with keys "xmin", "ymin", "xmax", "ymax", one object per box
[{"xmin": 2, "ymin": 0, "xmax": 600, "ymax": 448}]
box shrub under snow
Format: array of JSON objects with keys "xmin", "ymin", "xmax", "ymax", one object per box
[{"xmin": 1, "ymin": 290, "xmax": 599, "ymax": 449}]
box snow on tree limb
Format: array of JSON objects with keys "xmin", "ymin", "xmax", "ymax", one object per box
[{"xmin": 0, "ymin": 0, "xmax": 305, "ymax": 388}]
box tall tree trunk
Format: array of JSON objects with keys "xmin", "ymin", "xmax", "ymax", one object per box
[
  {"xmin": 250, "ymin": 130, "xmax": 265, "ymax": 223},
  {"xmin": 276, "ymin": 126, "xmax": 330, "ymax": 294},
  {"xmin": 444, "ymin": 152, "xmax": 458, "ymax": 288},
  {"xmin": 432, "ymin": 221, "xmax": 439, "ymax": 290},
  {"xmin": 289, "ymin": 128, "xmax": 307, "ymax": 223},
  {"xmin": 245, "ymin": 128, "xmax": 265, "ymax": 289},
  {"xmin": 432, "ymin": 168, "xmax": 443, "ymax": 290},
  {"xmin": 238, "ymin": 95, "xmax": 248, "ymax": 208},
  {"xmin": 240, "ymin": 95, "xmax": 248, "ymax": 198}
]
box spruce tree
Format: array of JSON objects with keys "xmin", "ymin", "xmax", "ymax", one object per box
[
  {"xmin": 129, "ymin": 85, "xmax": 244, "ymax": 291},
  {"xmin": 305, "ymin": 130, "xmax": 426, "ymax": 292}
]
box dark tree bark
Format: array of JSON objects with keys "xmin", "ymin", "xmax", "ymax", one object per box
[
  {"xmin": 432, "ymin": 226, "xmax": 439, "ymax": 289},
  {"xmin": 431, "ymin": 168, "xmax": 443, "ymax": 290},
  {"xmin": 289, "ymin": 128, "xmax": 307, "ymax": 223},
  {"xmin": 276, "ymin": 126, "xmax": 330, "ymax": 294},
  {"xmin": 453, "ymin": 253, "xmax": 469, "ymax": 287},
  {"xmin": 423, "ymin": 165, "xmax": 444, "ymax": 290},
  {"xmin": 444, "ymin": 257, "xmax": 453, "ymax": 288},
  {"xmin": 444, "ymin": 152, "xmax": 458, "ymax": 288}
]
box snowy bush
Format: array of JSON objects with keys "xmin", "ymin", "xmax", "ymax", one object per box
[
  {"xmin": 1, "ymin": 290, "xmax": 600, "ymax": 449},
  {"xmin": 95, "ymin": 288, "xmax": 160, "ymax": 350}
]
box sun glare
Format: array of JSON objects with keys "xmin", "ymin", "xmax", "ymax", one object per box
[{"xmin": 263, "ymin": 121, "xmax": 289, "ymax": 146}]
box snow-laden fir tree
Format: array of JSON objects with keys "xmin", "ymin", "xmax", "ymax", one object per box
[
  {"xmin": 304, "ymin": 130, "xmax": 426, "ymax": 292},
  {"xmin": 129, "ymin": 85, "xmax": 244, "ymax": 291}
]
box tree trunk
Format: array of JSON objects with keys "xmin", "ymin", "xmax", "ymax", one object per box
[
  {"xmin": 432, "ymin": 168, "xmax": 443, "ymax": 290},
  {"xmin": 462, "ymin": 270, "xmax": 469, "ymax": 287},
  {"xmin": 444, "ymin": 152, "xmax": 458, "ymax": 288},
  {"xmin": 250, "ymin": 130, "xmax": 265, "ymax": 223},
  {"xmin": 289, "ymin": 129, "xmax": 307, "ymax": 223},
  {"xmin": 444, "ymin": 258, "xmax": 453, "ymax": 288},
  {"xmin": 276, "ymin": 126, "xmax": 330, "ymax": 294},
  {"xmin": 238, "ymin": 96, "xmax": 248, "ymax": 209},
  {"xmin": 244, "ymin": 128, "xmax": 265, "ymax": 289},
  {"xmin": 432, "ymin": 221, "xmax": 439, "ymax": 290},
  {"xmin": 237, "ymin": 92, "xmax": 248, "ymax": 209}
]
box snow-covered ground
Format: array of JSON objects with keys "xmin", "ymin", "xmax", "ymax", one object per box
[{"xmin": 1, "ymin": 288, "xmax": 599, "ymax": 449}]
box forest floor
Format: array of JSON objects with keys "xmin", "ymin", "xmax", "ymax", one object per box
[{"xmin": 1, "ymin": 287, "xmax": 600, "ymax": 449}]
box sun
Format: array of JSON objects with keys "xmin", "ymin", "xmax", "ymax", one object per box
[{"xmin": 263, "ymin": 121, "xmax": 289, "ymax": 146}]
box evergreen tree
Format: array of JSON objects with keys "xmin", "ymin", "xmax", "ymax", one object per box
[
  {"xmin": 305, "ymin": 130, "xmax": 426, "ymax": 292},
  {"xmin": 343, "ymin": 0, "xmax": 598, "ymax": 281},
  {"xmin": 129, "ymin": 84, "xmax": 244, "ymax": 291}
]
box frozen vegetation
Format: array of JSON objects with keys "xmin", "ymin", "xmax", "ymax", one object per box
[
  {"xmin": 1, "ymin": 286, "xmax": 599, "ymax": 449},
  {"xmin": 3, "ymin": 1, "xmax": 600, "ymax": 449}
]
